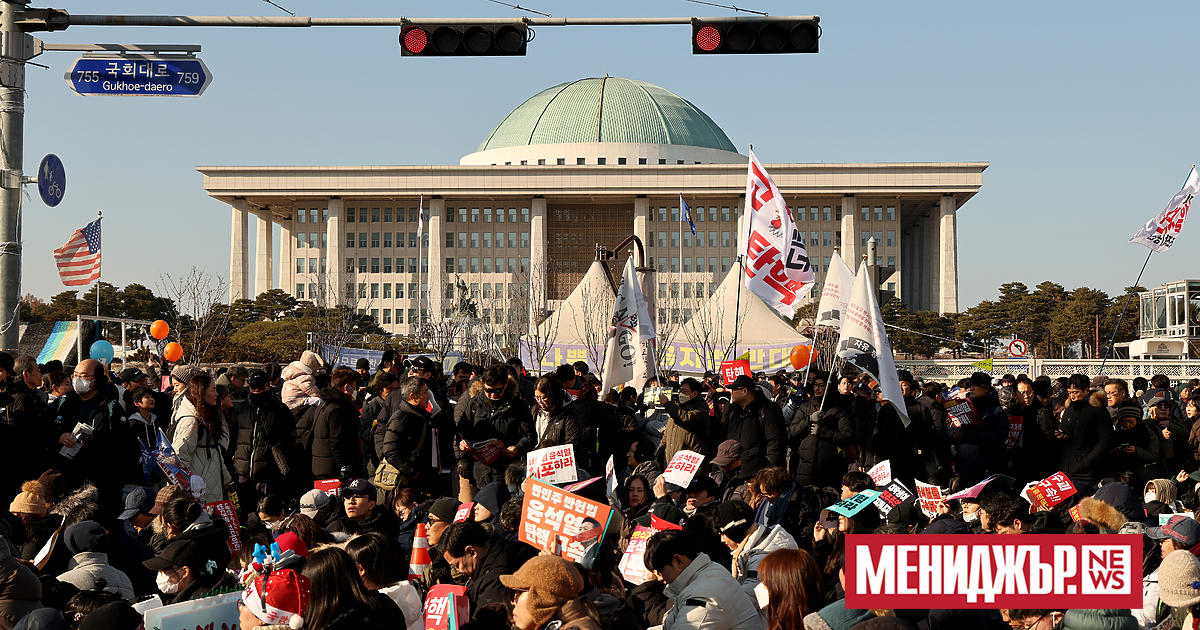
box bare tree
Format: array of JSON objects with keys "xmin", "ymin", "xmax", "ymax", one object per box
[
  {"xmin": 675, "ymin": 280, "xmax": 750, "ymax": 374},
  {"xmin": 573, "ymin": 277, "xmax": 615, "ymax": 373},
  {"xmin": 513, "ymin": 260, "xmax": 561, "ymax": 376},
  {"xmin": 291, "ymin": 268, "xmax": 382, "ymax": 367},
  {"xmin": 157, "ymin": 268, "xmax": 231, "ymax": 365},
  {"xmin": 421, "ymin": 276, "xmax": 479, "ymax": 364}
]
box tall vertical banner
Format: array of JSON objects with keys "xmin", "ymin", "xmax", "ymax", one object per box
[
  {"xmin": 601, "ymin": 257, "xmax": 656, "ymax": 393},
  {"xmin": 816, "ymin": 253, "xmax": 855, "ymax": 328},
  {"xmin": 739, "ymin": 148, "xmax": 815, "ymax": 318},
  {"xmin": 836, "ymin": 261, "xmax": 909, "ymax": 425},
  {"xmin": 1129, "ymin": 166, "xmax": 1198, "ymax": 252}
]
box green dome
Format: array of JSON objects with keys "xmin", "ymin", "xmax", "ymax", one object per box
[{"xmin": 477, "ymin": 77, "xmax": 738, "ymax": 153}]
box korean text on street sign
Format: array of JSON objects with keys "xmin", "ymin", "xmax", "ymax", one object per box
[{"xmin": 65, "ymin": 57, "xmax": 213, "ymax": 97}]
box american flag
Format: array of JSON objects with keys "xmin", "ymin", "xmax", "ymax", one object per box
[{"xmin": 54, "ymin": 218, "xmax": 101, "ymax": 286}]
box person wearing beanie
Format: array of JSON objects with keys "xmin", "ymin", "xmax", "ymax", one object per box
[
  {"xmin": 240, "ymin": 568, "xmax": 311, "ymax": 629},
  {"xmin": 644, "ymin": 530, "xmax": 760, "ymax": 630},
  {"xmin": 55, "ymin": 521, "xmax": 135, "ymax": 599},
  {"xmin": 500, "ymin": 555, "xmax": 602, "ymax": 630},
  {"xmin": 421, "ymin": 496, "xmax": 463, "ymax": 590},
  {"xmin": 78, "ymin": 601, "xmax": 143, "ymax": 630},
  {"xmin": 9, "ymin": 480, "xmax": 60, "ymax": 562},
  {"xmin": 1159, "ymin": 549, "xmax": 1200, "ymax": 628},
  {"xmin": 472, "ymin": 481, "xmax": 510, "ymax": 525}
]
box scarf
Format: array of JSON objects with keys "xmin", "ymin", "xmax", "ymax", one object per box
[{"xmin": 761, "ymin": 482, "xmax": 797, "ymax": 528}]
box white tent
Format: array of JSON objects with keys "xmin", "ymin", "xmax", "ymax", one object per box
[{"xmin": 521, "ymin": 261, "xmax": 615, "ymax": 372}]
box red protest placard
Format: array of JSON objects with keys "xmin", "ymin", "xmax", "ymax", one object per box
[
  {"xmin": 617, "ymin": 525, "xmax": 655, "ymax": 584},
  {"xmin": 943, "ymin": 397, "xmax": 983, "ymax": 428},
  {"xmin": 205, "ymin": 500, "xmax": 242, "ymax": 554},
  {"xmin": 662, "ymin": 450, "xmax": 704, "ymax": 488},
  {"xmin": 914, "ymin": 481, "xmax": 945, "ymax": 519},
  {"xmin": 1006, "ymin": 415, "xmax": 1023, "ymax": 449},
  {"xmin": 424, "ymin": 584, "xmax": 469, "ymax": 630},
  {"xmin": 519, "ymin": 477, "xmax": 612, "ymax": 563},
  {"xmin": 1026, "ymin": 472, "xmax": 1077, "ymax": 510},
  {"xmin": 314, "ymin": 479, "xmax": 341, "ymax": 498},
  {"xmin": 720, "ymin": 360, "xmax": 751, "ymax": 385},
  {"xmin": 454, "ymin": 503, "xmax": 473, "ymax": 523}
]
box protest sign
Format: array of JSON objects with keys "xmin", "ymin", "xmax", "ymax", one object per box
[
  {"xmin": 314, "ymin": 479, "xmax": 341, "ymax": 498},
  {"xmin": 526, "ymin": 444, "xmax": 579, "ymax": 485},
  {"xmin": 945, "ymin": 475, "xmax": 1015, "ymax": 501},
  {"xmin": 152, "ymin": 429, "xmax": 191, "ymax": 488},
  {"xmin": 872, "ymin": 480, "xmax": 915, "ymax": 517},
  {"xmin": 662, "ymin": 450, "xmax": 704, "ymax": 488},
  {"xmin": 618, "ymin": 525, "xmax": 655, "ymax": 584},
  {"xmin": 1026, "ymin": 472, "xmax": 1077, "ymax": 510},
  {"xmin": 425, "ymin": 584, "xmax": 470, "ymax": 630},
  {"xmin": 943, "ymin": 397, "xmax": 983, "ymax": 428},
  {"xmin": 1006, "ymin": 415, "xmax": 1023, "ymax": 449},
  {"xmin": 914, "ymin": 481, "xmax": 946, "ymax": 519},
  {"xmin": 144, "ymin": 591, "xmax": 239, "ymax": 630},
  {"xmin": 827, "ymin": 489, "xmax": 884, "ymax": 518},
  {"xmin": 651, "ymin": 513, "xmax": 683, "ymax": 531},
  {"xmin": 564, "ymin": 477, "xmax": 601, "ymax": 493},
  {"xmin": 605, "ymin": 455, "xmax": 617, "ymax": 499},
  {"xmin": 469, "ymin": 439, "xmax": 506, "ymax": 466},
  {"xmin": 867, "ymin": 460, "xmax": 892, "ymax": 486},
  {"xmin": 1070, "ymin": 505, "xmax": 1082, "ymax": 522},
  {"xmin": 205, "ymin": 500, "xmax": 242, "ymax": 554},
  {"xmin": 720, "ymin": 360, "xmax": 751, "ymax": 385},
  {"xmin": 455, "ymin": 503, "xmax": 473, "ymax": 523},
  {"xmin": 519, "ymin": 477, "xmax": 613, "ymax": 562}
]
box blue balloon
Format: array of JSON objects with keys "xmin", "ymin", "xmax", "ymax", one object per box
[{"xmin": 89, "ymin": 340, "xmax": 114, "ymax": 363}]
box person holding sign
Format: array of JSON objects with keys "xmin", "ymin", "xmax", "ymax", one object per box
[
  {"xmin": 722, "ymin": 376, "xmax": 786, "ymax": 476},
  {"xmin": 532, "ymin": 377, "xmax": 584, "ymax": 454},
  {"xmin": 659, "ymin": 378, "xmax": 712, "ymax": 467},
  {"xmin": 457, "ymin": 366, "xmax": 536, "ymax": 490},
  {"xmin": 947, "ymin": 372, "xmax": 1010, "ymax": 479}
]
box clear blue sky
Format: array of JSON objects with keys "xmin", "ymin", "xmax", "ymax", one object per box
[{"xmin": 20, "ymin": 0, "xmax": 1200, "ymax": 309}]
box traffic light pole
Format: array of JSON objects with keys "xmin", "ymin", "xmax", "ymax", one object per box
[
  {"xmin": 64, "ymin": 15, "xmax": 816, "ymax": 27},
  {"xmin": 0, "ymin": 1, "xmax": 26, "ymax": 351}
]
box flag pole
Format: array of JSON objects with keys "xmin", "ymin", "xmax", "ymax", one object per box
[
  {"xmin": 1099, "ymin": 247, "xmax": 1152, "ymax": 370},
  {"xmin": 95, "ymin": 211, "xmax": 101, "ymax": 317},
  {"xmin": 678, "ymin": 195, "xmax": 683, "ymax": 336},
  {"xmin": 418, "ymin": 195, "xmax": 425, "ymax": 347}
]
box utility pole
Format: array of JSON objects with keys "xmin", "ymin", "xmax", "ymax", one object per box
[{"xmin": 0, "ymin": 1, "xmax": 27, "ymax": 351}]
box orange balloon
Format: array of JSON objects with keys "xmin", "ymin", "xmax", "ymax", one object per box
[
  {"xmin": 790, "ymin": 344, "xmax": 813, "ymax": 370},
  {"xmin": 163, "ymin": 342, "xmax": 183, "ymax": 363},
  {"xmin": 150, "ymin": 320, "xmax": 170, "ymax": 340}
]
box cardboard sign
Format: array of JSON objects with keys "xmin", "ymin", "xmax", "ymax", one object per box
[
  {"xmin": 424, "ymin": 584, "xmax": 470, "ymax": 630},
  {"xmin": 1006, "ymin": 415, "xmax": 1023, "ymax": 449},
  {"xmin": 205, "ymin": 500, "xmax": 242, "ymax": 554},
  {"xmin": 662, "ymin": 450, "xmax": 704, "ymax": 488},
  {"xmin": 943, "ymin": 397, "xmax": 984, "ymax": 428},
  {"xmin": 455, "ymin": 502, "xmax": 473, "ymax": 523},
  {"xmin": 720, "ymin": 360, "xmax": 751, "ymax": 385},
  {"xmin": 526, "ymin": 444, "xmax": 579, "ymax": 485},
  {"xmin": 618, "ymin": 525, "xmax": 655, "ymax": 584},
  {"xmin": 945, "ymin": 475, "xmax": 1015, "ymax": 501},
  {"xmin": 518, "ymin": 477, "xmax": 613, "ymax": 562},
  {"xmin": 314, "ymin": 479, "xmax": 341, "ymax": 498},
  {"xmin": 914, "ymin": 480, "xmax": 946, "ymax": 519},
  {"xmin": 827, "ymin": 489, "xmax": 884, "ymax": 518},
  {"xmin": 872, "ymin": 479, "xmax": 915, "ymax": 517},
  {"xmin": 867, "ymin": 460, "xmax": 892, "ymax": 486},
  {"xmin": 144, "ymin": 591, "xmax": 239, "ymax": 630},
  {"xmin": 1026, "ymin": 472, "xmax": 1077, "ymax": 510}
]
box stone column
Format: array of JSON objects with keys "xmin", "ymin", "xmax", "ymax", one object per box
[
  {"xmin": 840, "ymin": 195, "xmax": 858, "ymax": 267},
  {"xmin": 530, "ymin": 196, "xmax": 547, "ymax": 336},
  {"xmin": 428, "ymin": 197, "xmax": 445, "ymax": 328},
  {"xmin": 633, "ymin": 195, "xmax": 649, "ymax": 262},
  {"xmin": 939, "ymin": 195, "xmax": 958, "ymax": 314},
  {"xmin": 327, "ymin": 197, "xmax": 343, "ymax": 306},
  {"xmin": 254, "ymin": 208, "xmax": 274, "ymax": 298},
  {"xmin": 279, "ymin": 216, "xmax": 293, "ymax": 297},
  {"xmin": 230, "ymin": 198, "xmax": 249, "ymax": 302}
]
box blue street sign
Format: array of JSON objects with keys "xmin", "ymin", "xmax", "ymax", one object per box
[
  {"xmin": 64, "ymin": 56, "xmax": 213, "ymax": 97},
  {"xmin": 37, "ymin": 154, "xmax": 65, "ymax": 207}
]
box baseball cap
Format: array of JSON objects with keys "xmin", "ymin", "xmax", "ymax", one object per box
[
  {"xmin": 149, "ymin": 485, "xmax": 179, "ymax": 515},
  {"xmin": 298, "ymin": 489, "xmax": 331, "ymax": 518},
  {"xmin": 410, "ymin": 356, "xmax": 437, "ymax": 372},
  {"xmin": 118, "ymin": 487, "xmax": 155, "ymax": 521},
  {"xmin": 247, "ymin": 370, "xmax": 271, "ymax": 390},
  {"xmin": 729, "ymin": 375, "xmax": 755, "ymax": 391},
  {"xmin": 341, "ymin": 478, "xmax": 377, "ymax": 498},
  {"xmin": 711, "ymin": 440, "xmax": 743, "ymax": 466},
  {"xmin": 1149, "ymin": 515, "xmax": 1200, "ymax": 547},
  {"xmin": 119, "ymin": 368, "xmax": 146, "ymax": 384},
  {"xmin": 143, "ymin": 539, "xmax": 203, "ymax": 572},
  {"xmin": 355, "ymin": 358, "xmax": 371, "ymax": 370}
]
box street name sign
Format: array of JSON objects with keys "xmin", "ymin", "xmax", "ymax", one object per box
[{"xmin": 65, "ymin": 57, "xmax": 212, "ymax": 97}]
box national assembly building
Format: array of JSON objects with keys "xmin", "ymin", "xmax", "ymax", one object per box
[{"xmin": 200, "ymin": 77, "xmax": 986, "ymax": 344}]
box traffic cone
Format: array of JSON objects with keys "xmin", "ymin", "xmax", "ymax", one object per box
[{"xmin": 409, "ymin": 522, "xmax": 431, "ymax": 581}]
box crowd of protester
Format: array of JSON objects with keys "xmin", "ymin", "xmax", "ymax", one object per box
[{"xmin": 2, "ymin": 347, "xmax": 1200, "ymax": 629}]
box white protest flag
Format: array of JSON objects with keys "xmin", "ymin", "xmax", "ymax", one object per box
[
  {"xmin": 601, "ymin": 256, "xmax": 656, "ymax": 393},
  {"xmin": 836, "ymin": 261, "xmax": 909, "ymax": 425},
  {"xmin": 815, "ymin": 252, "xmax": 855, "ymax": 329},
  {"xmin": 739, "ymin": 148, "xmax": 815, "ymax": 318},
  {"xmin": 1130, "ymin": 166, "xmax": 1199, "ymax": 252}
]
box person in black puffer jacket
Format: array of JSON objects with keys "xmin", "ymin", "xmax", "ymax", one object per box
[
  {"xmin": 788, "ymin": 373, "xmax": 854, "ymax": 490},
  {"xmin": 532, "ymin": 376, "xmax": 584, "ymax": 452},
  {"xmin": 1058, "ymin": 373, "xmax": 1114, "ymax": 486},
  {"xmin": 379, "ymin": 376, "xmax": 440, "ymax": 497},
  {"xmin": 456, "ymin": 366, "xmax": 536, "ymax": 490},
  {"xmin": 722, "ymin": 375, "xmax": 785, "ymax": 476},
  {"xmin": 231, "ymin": 371, "xmax": 297, "ymax": 504},
  {"xmin": 947, "ymin": 372, "xmax": 1010, "ymax": 478},
  {"xmin": 299, "ymin": 368, "xmax": 364, "ymax": 482},
  {"xmin": 573, "ymin": 380, "xmax": 621, "ymax": 478}
]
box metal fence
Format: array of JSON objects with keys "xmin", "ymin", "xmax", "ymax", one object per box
[{"xmin": 895, "ymin": 359, "xmax": 1200, "ymax": 383}]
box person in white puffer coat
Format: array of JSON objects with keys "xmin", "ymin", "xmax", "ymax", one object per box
[
  {"xmin": 645, "ymin": 530, "xmax": 763, "ymax": 630},
  {"xmin": 171, "ymin": 373, "xmax": 230, "ymax": 505}
]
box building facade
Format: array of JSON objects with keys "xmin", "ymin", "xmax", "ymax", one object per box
[{"xmin": 201, "ymin": 77, "xmax": 986, "ymax": 339}]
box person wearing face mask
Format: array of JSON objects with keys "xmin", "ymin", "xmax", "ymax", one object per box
[
  {"xmin": 231, "ymin": 371, "xmax": 297, "ymax": 509},
  {"xmin": 659, "ymin": 377, "xmax": 712, "ymax": 467},
  {"xmin": 143, "ymin": 539, "xmax": 236, "ymax": 604},
  {"xmin": 44, "ymin": 358, "xmax": 135, "ymax": 508}
]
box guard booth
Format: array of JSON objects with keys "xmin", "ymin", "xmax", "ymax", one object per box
[{"xmin": 1138, "ymin": 279, "xmax": 1200, "ymax": 359}]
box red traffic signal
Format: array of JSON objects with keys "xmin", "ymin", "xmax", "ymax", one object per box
[
  {"xmin": 401, "ymin": 23, "xmax": 528, "ymax": 56},
  {"xmin": 692, "ymin": 18, "xmax": 819, "ymax": 54}
]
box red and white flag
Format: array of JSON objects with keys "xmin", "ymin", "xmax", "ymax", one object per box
[
  {"xmin": 739, "ymin": 149, "xmax": 814, "ymax": 318},
  {"xmin": 54, "ymin": 218, "xmax": 101, "ymax": 287},
  {"xmin": 1130, "ymin": 166, "xmax": 1198, "ymax": 252}
]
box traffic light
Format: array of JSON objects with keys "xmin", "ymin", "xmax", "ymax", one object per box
[
  {"xmin": 692, "ymin": 17, "xmax": 819, "ymax": 54},
  {"xmin": 400, "ymin": 23, "xmax": 528, "ymax": 57}
]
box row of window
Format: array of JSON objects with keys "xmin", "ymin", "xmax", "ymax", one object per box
[
  {"xmin": 861, "ymin": 231, "xmax": 897, "ymax": 247},
  {"xmin": 445, "ymin": 283, "xmax": 526, "ymax": 300},
  {"xmin": 647, "ymin": 230, "xmax": 895, "ymax": 250},
  {"xmin": 648, "ymin": 206, "xmax": 733, "ymax": 223},
  {"xmin": 656, "ymin": 257, "xmax": 732, "ymax": 273},
  {"xmin": 334, "ymin": 258, "xmax": 429, "ymax": 274},
  {"xmin": 343, "ymin": 232, "xmax": 428, "ymax": 249},
  {"xmin": 343, "ymin": 207, "xmax": 422, "ymax": 224},
  {"xmin": 445, "ymin": 207, "xmax": 530, "ymax": 224},
  {"xmin": 295, "ymin": 283, "xmax": 425, "ymax": 301},
  {"xmin": 445, "ymin": 257, "xmax": 530, "ymax": 274},
  {"xmin": 445, "ymin": 232, "xmax": 530, "ymax": 249},
  {"xmin": 651, "ymin": 231, "xmax": 735, "ymax": 249}
]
